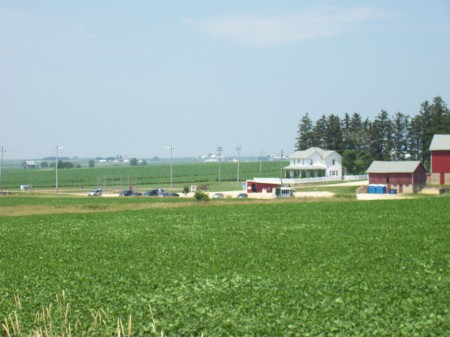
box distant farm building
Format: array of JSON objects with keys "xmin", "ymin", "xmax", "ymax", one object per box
[
  {"xmin": 246, "ymin": 178, "xmax": 281, "ymax": 193},
  {"xmin": 22, "ymin": 160, "xmax": 37, "ymax": 169},
  {"xmin": 284, "ymin": 147, "xmax": 342, "ymax": 178},
  {"xmin": 367, "ymin": 161, "xmax": 426, "ymax": 193},
  {"xmin": 429, "ymin": 134, "xmax": 450, "ymax": 185}
]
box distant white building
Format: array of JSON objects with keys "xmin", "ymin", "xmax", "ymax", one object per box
[
  {"xmin": 284, "ymin": 147, "xmax": 342, "ymax": 178},
  {"xmin": 22, "ymin": 160, "xmax": 37, "ymax": 169}
]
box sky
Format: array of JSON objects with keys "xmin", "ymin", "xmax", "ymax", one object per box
[{"xmin": 1, "ymin": 1, "xmax": 449, "ymax": 160}]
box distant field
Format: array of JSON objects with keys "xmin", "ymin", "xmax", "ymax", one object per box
[
  {"xmin": 0, "ymin": 161, "xmax": 285, "ymax": 190},
  {"xmin": 0, "ymin": 195, "xmax": 449, "ymax": 336}
]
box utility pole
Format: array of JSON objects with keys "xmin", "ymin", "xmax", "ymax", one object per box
[
  {"xmin": 259, "ymin": 149, "xmax": 264, "ymax": 174},
  {"xmin": 165, "ymin": 146, "xmax": 174, "ymax": 188},
  {"xmin": 55, "ymin": 146, "xmax": 62, "ymax": 192},
  {"xmin": 235, "ymin": 145, "xmax": 241, "ymax": 187},
  {"xmin": 0, "ymin": 146, "xmax": 5, "ymax": 188},
  {"xmin": 279, "ymin": 150, "xmax": 283, "ymax": 185},
  {"xmin": 216, "ymin": 146, "xmax": 222, "ymax": 183}
]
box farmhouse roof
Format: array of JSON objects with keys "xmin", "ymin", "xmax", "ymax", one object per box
[
  {"xmin": 289, "ymin": 147, "xmax": 341, "ymax": 160},
  {"xmin": 23, "ymin": 160, "xmax": 36, "ymax": 165},
  {"xmin": 429, "ymin": 134, "xmax": 450, "ymax": 151},
  {"xmin": 283, "ymin": 164, "xmax": 326, "ymax": 170},
  {"xmin": 367, "ymin": 161, "xmax": 423, "ymax": 174}
]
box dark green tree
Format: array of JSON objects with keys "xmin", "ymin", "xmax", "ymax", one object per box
[
  {"xmin": 429, "ymin": 96, "xmax": 450, "ymax": 135},
  {"xmin": 325, "ymin": 114, "xmax": 344, "ymax": 153},
  {"xmin": 88, "ymin": 160, "xmax": 95, "ymax": 168},
  {"xmin": 130, "ymin": 158, "xmax": 138, "ymax": 166},
  {"xmin": 342, "ymin": 149, "xmax": 372, "ymax": 174},
  {"xmin": 311, "ymin": 115, "xmax": 328, "ymax": 148},
  {"xmin": 342, "ymin": 112, "xmax": 352, "ymax": 150},
  {"xmin": 410, "ymin": 96, "xmax": 450, "ymax": 166},
  {"xmin": 296, "ymin": 113, "xmax": 314, "ymax": 150},
  {"xmin": 369, "ymin": 110, "xmax": 393, "ymax": 160},
  {"xmin": 62, "ymin": 161, "xmax": 74, "ymax": 169},
  {"xmin": 407, "ymin": 115, "xmax": 423, "ymax": 160},
  {"xmin": 391, "ymin": 112, "xmax": 409, "ymax": 160}
]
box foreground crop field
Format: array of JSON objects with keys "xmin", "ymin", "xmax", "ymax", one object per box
[{"xmin": 1, "ymin": 196, "xmax": 450, "ymax": 336}]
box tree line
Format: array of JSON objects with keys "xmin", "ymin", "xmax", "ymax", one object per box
[{"xmin": 295, "ymin": 96, "xmax": 450, "ymax": 174}]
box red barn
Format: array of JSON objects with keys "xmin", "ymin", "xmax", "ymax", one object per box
[
  {"xmin": 367, "ymin": 161, "xmax": 426, "ymax": 193},
  {"xmin": 430, "ymin": 134, "xmax": 450, "ymax": 185}
]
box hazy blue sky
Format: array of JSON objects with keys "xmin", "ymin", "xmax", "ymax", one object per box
[{"xmin": 1, "ymin": 1, "xmax": 449, "ymax": 160}]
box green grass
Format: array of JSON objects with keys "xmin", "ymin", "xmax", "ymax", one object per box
[{"xmin": 1, "ymin": 196, "xmax": 450, "ymax": 336}]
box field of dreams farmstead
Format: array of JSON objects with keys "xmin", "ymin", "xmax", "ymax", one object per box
[{"xmin": 0, "ymin": 192, "xmax": 449, "ymax": 336}]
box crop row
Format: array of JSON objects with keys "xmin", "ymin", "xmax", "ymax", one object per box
[
  {"xmin": 0, "ymin": 161, "xmax": 285, "ymax": 189},
  {"xmin": 1, "ymin": 196, "xmax": 449, "ymax": 335}
]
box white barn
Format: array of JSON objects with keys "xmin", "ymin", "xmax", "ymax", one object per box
[{"xmin": 284, "ymin": 147, "xmax": 342, "ymax": 178}]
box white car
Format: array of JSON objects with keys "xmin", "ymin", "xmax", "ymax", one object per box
[{"xmin": 87, "ymin": 188, "xmax": 102, "ymax": 196}]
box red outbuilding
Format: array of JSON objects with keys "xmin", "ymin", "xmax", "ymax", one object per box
[
  {"xmin": 367, "ymin": 161, "xmax": 426, "ymax": 193},
  {"xmin": 430, "ymin": 134, "xmax": 450, "ymax": 185},
  {"xmin": 246, "ymin": 179, "xmax": 281, "ymax": 193}
]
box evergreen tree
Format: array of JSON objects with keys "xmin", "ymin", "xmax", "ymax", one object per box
[
  {"xmin": 296, "ymin": 113, "xmax": 314, "ymax": 150},
  {"xmin": 341, "ymin": 113, "xmax": 352, "ymax": 150},
  {"xmin": 325, "ymin": 114, "xmax": 344, "ymax": 153},
  {"xmin": 407, "ymin": 115, "xmax": 423, "ymax": 161},
  {"xmin": 430, "ymin": 96, "xmax": 450, "ymax": 135},
  {"xmin": 311, "ymin": 115, "xmax": 328, "ymax": 148},
  {"xmin": 415, "ymin": 101, "xmax": 433, "ymax": 164},
  {"xmin": 391, "ymin": 112, "xmax": 409, "ymax": 160},
  {"xmin": 369, "ymin": 110, "xmax": 393, "ymax": 160},
  {"xmin": 413, "ymin": 96, "xmax": 450, "ymax": 166}
]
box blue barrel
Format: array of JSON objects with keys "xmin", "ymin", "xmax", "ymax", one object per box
[{"xmin": 389, "ymin": 189, "xmax": 397, "ymax": 194}]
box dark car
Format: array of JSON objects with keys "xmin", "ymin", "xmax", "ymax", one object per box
[
  {"xmin": 144, "ymin": 189, "xmax": 164, "ymax": 196},
  {"xmin": 119, "ymin": 190, "xmax": 141, "ymax": 196},
  {"xmin": 237, "ymin": 193, "xmax": 248, "ymax": 199},
  {"xmin": 159, "ymin": 191, "xmax": 179, "ymax": 197}
]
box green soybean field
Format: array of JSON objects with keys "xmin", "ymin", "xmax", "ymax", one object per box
[
  {"xmin": 0, "ymin": 161, "xmax": 286, "ymax": 191},
  {"xmin": 0, "ymin": 195, "xmax": 449, "ymax": 336}
]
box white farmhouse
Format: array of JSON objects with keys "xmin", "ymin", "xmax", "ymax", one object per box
[{"xmin": 284, "ymin": 147, "xmax": 342, "ymax": 178}]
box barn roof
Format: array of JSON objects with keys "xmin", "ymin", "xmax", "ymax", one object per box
[
  {"xmin": 367, "ymin": 161, "xmax": 423, "ymax": 173},
  {"xmin": 289, "ymin": 147, "xmax": 341, "ymax": 159},
  {"xmin": 429, "ymin": 134, "xmax": 450, "ymax": 151}
]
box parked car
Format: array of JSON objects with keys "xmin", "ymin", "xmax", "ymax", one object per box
[
  {"xmin": 237, "ymin": 193, "xmax": 248, "ymax": 199},
  {"xmin": 212, "ymin": 193, "xmax": 225, "ymax": 199},
  {"xmin": 159, "ymin": 191, "xmax": 179, "ymax": 197},
  {"xmin": 119, "ymin": 190, "xmax": 142, "ymax": 197},
  {"xmin": 144, "ymin": 189, "xmax": 164, "ymax": 196},
  {"xmin": 87, "ymin": 188, "xmax": 102, "ymax": 196}
]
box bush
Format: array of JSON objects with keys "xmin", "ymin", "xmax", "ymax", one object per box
[
  {"xmin": 183, "ymin": 186, "xmax": 190, "ymax": 196},
  {"xmin": 194, "ymin": 190, "xmax": 209, "ymax": 202}
]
